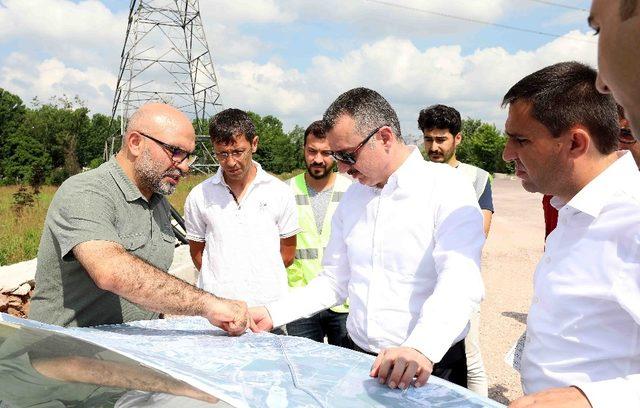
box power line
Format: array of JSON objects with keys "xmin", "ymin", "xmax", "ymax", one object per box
[
  {"xmin": 363, "ymin": 0, "xmax": 595, "ymax": 44},
  {"xmin": 521, "ymin": 0, "xmax": 589, "ymax": 13}
]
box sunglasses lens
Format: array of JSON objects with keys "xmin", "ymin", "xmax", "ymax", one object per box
[{"xmin": 332, "ymin": 153, "xmax": 354, "ymax": 165}]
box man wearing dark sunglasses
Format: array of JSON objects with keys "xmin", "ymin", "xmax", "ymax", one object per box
[
  {"xmin": 251, "ymin": 88, "xmax": 485, "ymax": 391},
  {"xmin": 30, "ymin": 103, "xmax": 252, "ymax": 335}
]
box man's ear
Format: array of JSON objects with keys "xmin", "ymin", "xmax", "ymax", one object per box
[
  {"xmin": 567, "ymin": 127, "xmax": 590, "ymax": 159},
  {"xmin": 454, "ymin": 132, "xmax": 462, "ymax": 148},
  {"xmin": 126, "ymin": 131, "xmax": 145, "ymax": 158},
  {"xmin": 252, "ymin": 136, "xmax": 259, "ymax": 153},
  {"xmin": 379, "ymin": 126, "xmax": 395, "ymax": 148}
]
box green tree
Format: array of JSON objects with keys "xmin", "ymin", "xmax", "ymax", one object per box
[
  {"xmin": 1, "ymin": 96, "xmax": 93, "ymax": 185},
  {"xmin": 249, "ymin": 112, "xmax": 300, "ymax": 174},
  {"xmin": 0, "ymin": 88, "xmax": 27, "ymax": 180},
  {"xmin": 457, "ymin": 118, "xmax": 513, "ymax": 174}
]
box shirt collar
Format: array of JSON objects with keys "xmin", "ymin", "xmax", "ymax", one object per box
[
  {"xmin": 558, "ymin": 151, "xmax": 636, "ymax": 218},
  {"xmin": 108, "ymin": 156, "xmax": 146, "ymax": 203},
  {"xmin": 210, "ymin": 160, "xmax": 268, "ymax": 188}
]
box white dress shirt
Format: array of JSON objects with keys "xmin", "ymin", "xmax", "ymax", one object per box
[
  {"xmin": 268, "ymin": 147, "xmax": 485, "ymax": 363},
  {"xmin": 184, "ymin": 161, "xmax": 300, "ymax": 307},
  {"xmin": 521, "ymin": 152, "xmax": 640, "ymax": 407}
]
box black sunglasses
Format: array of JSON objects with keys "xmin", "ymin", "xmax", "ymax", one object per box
[
  {"xmin": 137, "ymin": 131, "xmax": 197, "ymax": 166},
  {"xmin": 619, "ymin": 128, "xmax": 636, "ymax": 145},
  {"xmin": 331, "ymin": 125, "xmax": 385, "ymax": 165}
]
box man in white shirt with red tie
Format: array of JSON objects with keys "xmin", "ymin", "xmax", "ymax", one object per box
[
  {"xmin": 250, "ymin": 87, "xmax": 485, "ymax": 390},
  {"xmin": 503, "ymin": 62, "xmax": 640, "ymax": 408}
]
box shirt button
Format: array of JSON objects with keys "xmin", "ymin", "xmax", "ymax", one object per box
[
  {"xmin": 545, "ymin": 257, "xmax": 551, "ymax": 264},
  {"xmin": 532, "ymin": 296, "xmax": 539, "ymax": 303}
]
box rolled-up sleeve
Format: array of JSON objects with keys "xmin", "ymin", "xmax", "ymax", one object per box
[
  {"xmin": 50, "ymin": 182, "xmax": 120, "ymax": 261},
  {"xmin": 184, "ymin": 188, "xmax": 206, "ymax": 242}
]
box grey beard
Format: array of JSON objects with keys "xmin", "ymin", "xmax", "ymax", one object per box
[{"xmin": 135, "ymin": 149, "xmax": 178, "ymax": 195}]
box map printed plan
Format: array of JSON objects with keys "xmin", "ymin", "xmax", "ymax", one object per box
[{"xmin": 0, "ymin": 313, "xmax": 503, "ymax": 407}]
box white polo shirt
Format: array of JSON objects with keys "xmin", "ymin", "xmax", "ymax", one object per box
[{"xmin": 184, "ymin": 161, "xmax": 300, "ymax": 307}]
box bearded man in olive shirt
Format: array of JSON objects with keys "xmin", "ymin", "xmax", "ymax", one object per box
[{"xmin": 29, "ymin": 103, "xmax": 251, "ymax": 333}]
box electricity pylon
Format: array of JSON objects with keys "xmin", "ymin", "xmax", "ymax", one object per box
[{"xmin": 108, "ymin": 0, "xmax": 221, "ymax": 173}]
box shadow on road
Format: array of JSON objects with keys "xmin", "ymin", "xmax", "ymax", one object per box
[{"xmin": 501, "ymin": 311, "xmax": 527, "ymax": 324}]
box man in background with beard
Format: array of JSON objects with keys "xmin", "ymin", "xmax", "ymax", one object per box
[
  {"xmin": 29, "ymin": 103, "xmax": 252, "ymax": 335},
  {"xmin": 284, "ymin": 120, "xmax": 352, "ymax": 345}
]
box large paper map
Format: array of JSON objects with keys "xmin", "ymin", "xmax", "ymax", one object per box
[{"xmin": 0, "ymin": 313, "xmax": 503, "ymax": 407}]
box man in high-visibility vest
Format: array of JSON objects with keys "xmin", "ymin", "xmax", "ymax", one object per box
[
  {"xmin": 418, "ymin": 104, "xmax": 494, "ymax": 397},
  {"xmin": 285, "ymin": 120, "xmax": 352, "ymax": 345}
]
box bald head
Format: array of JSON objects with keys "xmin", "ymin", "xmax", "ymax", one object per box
[
  {"xmin": 124, "ymin": 103, "xmax": 195, "ymax": 146},
  {"xmin": 116, "ymin": 103, "xmax": 196, "ymax": 198}
]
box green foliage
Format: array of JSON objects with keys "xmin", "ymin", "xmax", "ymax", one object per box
[
  {"xmin": 249, "ymin": 112, "xmax": 303, "ymax": 174},
  {"xmin": 0, "ymin": 89, "xmax": 27, "ymax": 181},
  {"xmin": 456, "ymin": 118, "xmax": 514, "ymax": 174},
  {"xmin": 0, "ymin": 94, "xmax": 117, "ymax": 185},
  {"xmin": 88, "ymin": 157, "xmax": 104, "ymax": 169},
  {"xmin": 11, "ymin": 185, "xmax": 35, "ymax": 216}
]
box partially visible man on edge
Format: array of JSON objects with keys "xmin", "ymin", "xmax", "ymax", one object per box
[
  {"xmin": 184, "ymin": 108, "xmax": 299, "ymax": 334},
  {"xmin": 29, "ymin": 103, "xmax": 251, "ymax": 335},
  {"xmin": 250, "ymin": 87, "xmax": 485, "ymax": 390},
  {"xmin": 503, "ymin": 62, "xmax": 640, "ymax": 408},
  {"xmin": 419, "ymin": 104, "xmax": 494, "ymax": 236},
  {"xmin": 285, "ymin": 120, "xmax": 352, "ymax": 345},
  {"xmin": 589, "ymin": 0, "xmax": 640, "ymax": 138},
  {"xmin": 542, "ymin": 105, "xmax": 640, "ymax": 240},
  {"xmin": 418, "ymin": 104, "xmax": 493, "ymax": 397}
]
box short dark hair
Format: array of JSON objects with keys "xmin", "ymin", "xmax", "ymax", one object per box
[
  {"xmin": 323, "ymin": 87, "xmax": 402, "ymax": 142},
  {"xmin": 209, "ymin": 108, "xmax": 256, "ymax": 145},
  {"xmin": 417, "ymin": 104, "xmax": 462, "ymax": 135},
  {"xmin": 621, "ymin": 0, "xmax": 638, "ymax": 20},
  {"xmin": 502, "ymin": 61, "xmax": 618, "ymax": 155},
  {"xmin": 303, "ymin": 120, "xmax": 326, "ymax": 145}
]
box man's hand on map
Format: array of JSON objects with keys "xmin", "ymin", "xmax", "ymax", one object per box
[
  {"xmin": 508, "ymin": 386, "xmax": 592, "ymax": 408},
  {"xmin": 204, "ymin": 298, "xmax": 255, "ymax": 336},
  {"xmin": 248, "ymin": 306, "xmax": 274, "ymax": 332},
  {"xmin": 370, "ymin": 347, "xmax": 434, "ymax": 390}
]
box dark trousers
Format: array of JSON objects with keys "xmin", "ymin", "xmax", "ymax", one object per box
[
  {"xmin": 341, "ymin": 335, "xmax": 468, "ymax": 388},
  {"xmin": 287, "ymin": 309, "xmax": 348, "ymax": 346}
]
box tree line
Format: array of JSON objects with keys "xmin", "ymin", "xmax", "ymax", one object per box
[{"xmin": 0, "ymin": 87, "xmax": 511, "ymax": 187}]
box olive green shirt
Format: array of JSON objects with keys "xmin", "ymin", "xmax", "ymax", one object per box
[{"xmin": 29, "ymin": 157, "xmax": 175, "ymax": 327}]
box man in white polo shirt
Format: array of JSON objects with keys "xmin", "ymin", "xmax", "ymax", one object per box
[{"xmin": 184, "ymin": 108, "xmax": 300, "ymax": 333}]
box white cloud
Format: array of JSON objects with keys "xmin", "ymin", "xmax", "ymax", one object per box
[
  {"xmin": 0, "ymin": 0, "xmax": 126, "ymax": 67},
  {"xmin": 200, "ymin": 0, "xmax": 295, "ymax": 25},
  {"xmin": 0, "ymin": 53, "xmax": 116, "ymax": 113},
  {"xmin": 214, "ymin": 30, "xmax": 597, "ymax": 131}
]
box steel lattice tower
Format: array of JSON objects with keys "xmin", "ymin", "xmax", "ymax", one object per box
[{"xmin": 109, "ymin": 0, "xmax": 221, "ymax": 172}]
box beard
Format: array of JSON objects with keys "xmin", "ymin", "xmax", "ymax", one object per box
[
  {"xmin": 306, "ymin": 162, "xmax": 334, "ymax": 180},
  {"xmin": 134, "ymin": 148, "xmax": 181, "ymax": 195}
]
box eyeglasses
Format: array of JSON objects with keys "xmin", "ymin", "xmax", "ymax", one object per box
[
  {"xmin": 214, "ymin": 149, "xmax": 249, "ymax": 161},
  {"xmin": 330, "ymin": 125, "xmax": 385, "ymax": 165},
  {"xmin": 137, "ymin": 131, "xmax": 198, "ymax": 166},
  {"xmin": 619, "ymin": 128, "xmax": 636, "ymax": 145}
]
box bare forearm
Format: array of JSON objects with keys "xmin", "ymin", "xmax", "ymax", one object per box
[
  {"xmin": 482, "ymin": 210, "xmax": 493, "ymax": 237},
  {"xmin": 75, "ymin": 243, "xmax": 215, "ymax": 317},
  {"xmin": 32, "ymin": 357, "xmax": 218, "ymax": 402}
]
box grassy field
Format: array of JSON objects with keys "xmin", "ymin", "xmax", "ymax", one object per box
[{"xmin": 0, "ymin": 170, "xmax": 303, "ymax": 266}]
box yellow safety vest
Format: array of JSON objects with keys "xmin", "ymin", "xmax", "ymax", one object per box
[{"xmin": 286, "ymin": 172, "xmax": 351, "ymax": 313}]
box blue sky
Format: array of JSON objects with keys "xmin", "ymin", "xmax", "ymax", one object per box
[{"xmin": 0, "ymin": 0, "xmax": 596, "ymax": 139}]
